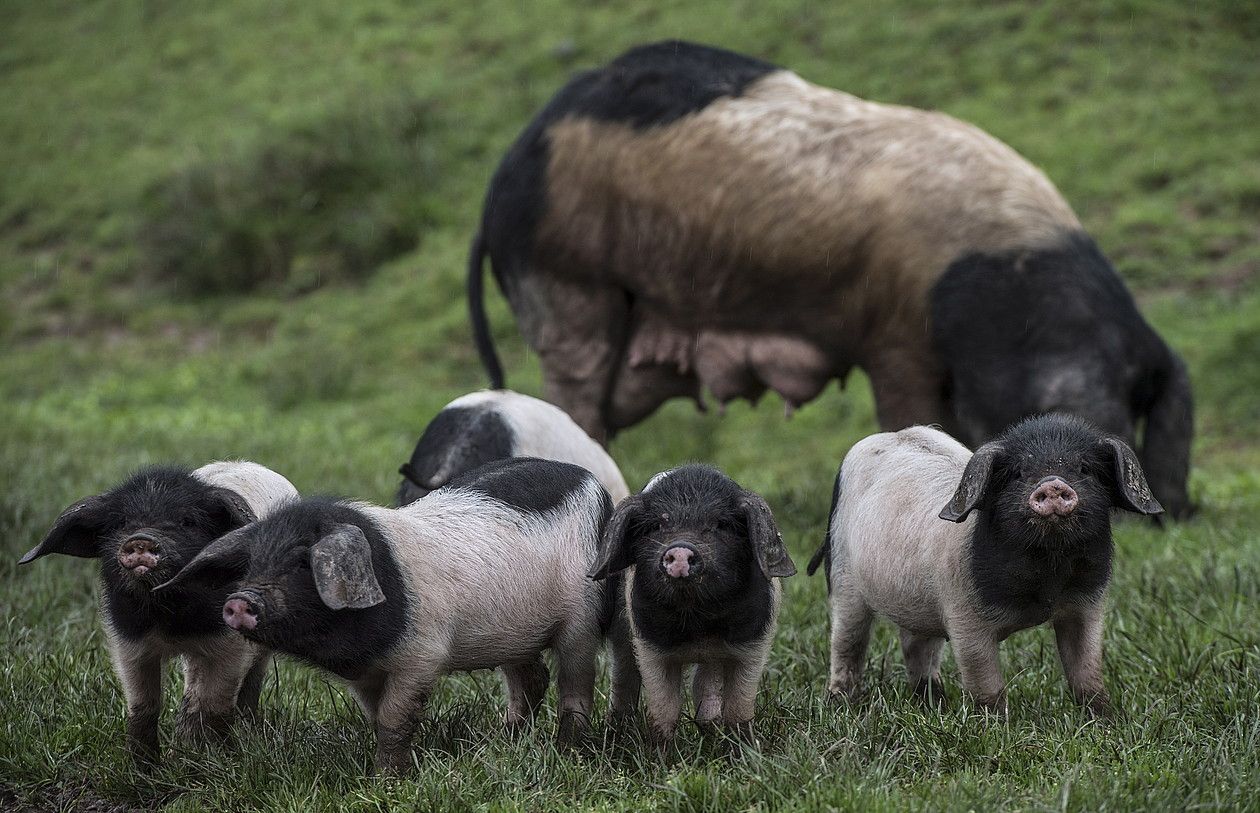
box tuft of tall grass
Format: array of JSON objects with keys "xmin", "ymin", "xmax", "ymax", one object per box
[{"xmin": 138, "ymin": 98, "xmax": 437, "ymax": 296}]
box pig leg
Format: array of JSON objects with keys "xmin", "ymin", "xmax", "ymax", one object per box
[
  {"xmin": 350, "ymin": 672, "xmax": 387, "ymax": 726},
  {"xmin": 553, "ymin": 623, "xmax": 599, "ymax": 744},
  {"xmin": 608, "ymin": 618, "xmax": 641, "ymax": 721},
  {"xmin": 502, "ymin": 657, "xmax": 550, "ymax": 730},
  {"xmin": 510, "ymin": 275, "xmax": 627, "ymax": 443},
  {"xmin": 1053, "ymin": 601, "xmax": 1110, "ymax": 717},
  {"xmin": 827, "ymin": 585, "xmax": 874, "ymax": 699},
  {"xmin": 235, "ymin": 651, "xmax": 271, "ymax": 719},
  {"xmin": 637, "ymin": 648, "xmax": 684, "ymax": 744},
  {"xmin": 108, "ymin": 636, "xmax": 163, "ymax": 761},
  {"xmin": 373, "ymin": 672, "xmax": 434, "ymax": 773},
  {"xmin": 692, "ymin": 662, "xmax": 724, "ymax": 730},
  {"xmin": 948, "ymin": 620, "xmax": 1006, "ymax": 712},
  {"xmin": 177, "ymin": 641, "xmax": 260, "ymax": 743},
  {"xmin": 865, "ymin": 345, "xmax": 950, "ymax": 431},
  {"xmin": 721, "ymin": 648, "xmax": 770, "ymax": 741},
  {"xmin": 899, "ymin": 629, "xmax": 946, "ymax": 703}
]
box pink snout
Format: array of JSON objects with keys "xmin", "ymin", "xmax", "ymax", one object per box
[
  {"xmin": 118, "ymin": 536, "xmax": 159, "ymax": 575},
  {"xmin": 222, "ymin": 596, "xmax": 258, "ymax": 631},
  {"xmin": 661, "ymin": 545, "xmax": 699, "ymax": 579},
  {"xmin": 1029, "ymin": 477, "xmax": 1079, "ymax": 517}
]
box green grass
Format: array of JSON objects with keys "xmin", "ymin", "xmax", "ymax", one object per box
[{"xmin": 1, "ymin": 0, "xmax": 1259, "ymax": 810}]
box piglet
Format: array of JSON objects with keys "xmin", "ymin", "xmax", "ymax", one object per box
[
  {"xmin": 397, "ymin": 389, "xmax": 630, "ymax": 506},
  {"xmin": 19, "ymin": 461, "xmax": 298, "ymax": 759},
  {"xmin": 158, "ymin": 457, "xmax": 617, "ymax": 772},
  {"xmin": 588, "ymin": 464, "xmax": 796, "ymax": 743},
  {"xmin": 806, "ymin": 415, "xmax": 1163, "ymax": 714}
]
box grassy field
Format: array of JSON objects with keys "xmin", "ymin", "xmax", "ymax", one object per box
[{"xmin": 2, "ymin": 0, "xmax": 1258, "ymax": 810}]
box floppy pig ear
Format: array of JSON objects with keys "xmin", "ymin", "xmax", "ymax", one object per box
[
  {"xmin": 587, "ymin": 494, "xmax": 642, "ymax": 580},
  {"xmin": 207, "ymin": 487, "xmax": 257, "ymax": 529},
  {"xmin": 19, "ymin": 496, "xmax": 109, "ymax": 564},
  {"xmin": 741, "ymin": 492, "xmax": 796, "ymax": 579},
  {"xmin": 1100, "ymin": 436, "xmax": 1164, "ymax": 515},
  {"xmin": 939, "ymin": 442, "xmax": 1004, "ymax": 522},
  {"xmin": 154, "ymin": 526, "xmax": 252, "ymax": 592},
  {"xmin": 310, "ymin": 524, "xmax": 385, "ymax": 610}
]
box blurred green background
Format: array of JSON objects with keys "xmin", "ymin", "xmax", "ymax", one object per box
[{"xmin": 2, "ymin": 1, "xmax": 1258, "ymax": 810}]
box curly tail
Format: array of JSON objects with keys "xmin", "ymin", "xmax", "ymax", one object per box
[
  {"xmin": 467, "ymin": 231, "xmax": 505, "ymax": 390},
  {"xmin": 806, "ymin": 466, "xmax": 843, "ymax": 590}
]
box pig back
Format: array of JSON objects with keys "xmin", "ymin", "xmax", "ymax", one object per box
[
  {"xmin": 192, "ymin": 461, "xmax": 299, "ymax": 520},
  {"xmin": 833, "ymin": 428, "xmax": 974, "ymax": 636},
  {"xmin": 370, "ymin": 473, "xmax": 608, "ymax": 672}
]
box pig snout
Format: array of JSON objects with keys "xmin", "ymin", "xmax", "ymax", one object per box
[
  {"xmin": 661, "ymin": 544, "xmax": 700, "ymax": 579},
  {"xmin": 118, "ymin": 534, "xmax": 160, "ymax": 575},
  {"xmin": 1029, "ymin": 477, "xmax": 1079, "ymax": 517},
  {"xmin": 223, "ymin": 592, "xmax": 260, "ymax": 631}
]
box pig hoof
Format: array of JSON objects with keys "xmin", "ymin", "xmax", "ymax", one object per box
[
  {"xmin": 725, "ymin": 720, "xmax": 756, "ymax": 744},
  {"xmin": 972, "ymin": 693, "xmax": 1008, "ymax": 716},
  {"xmin": 1084, "ymin": 695, "xmax": 1114, "ymax": 721},
  {"xmin": 127, "ymin": 735, "xmax": 160, "ymax": 765},
  {"xmin": 912, "ymin": 679, "xmax": 948, "ymax": 707},
  {"xmin": 695, "ymin": 718, "xmax": 720, "ymax": 738},
  {"xmin": 126, "ymin": 711, "xmax": 160, "ymax": 763},
  {"xmin": 373, "ymin": 748, "xmax": 413, "ymax": 775},
  {"xmin": 175, "ymin": 709, "xmax": 234, "ymax": 746},
  {"xmin": 556, "ymin": 711, "xmax": 590, "ymax": 746},
  {"xmin": 826, "ymin": 681, "xmax": 863, "ymax": 703},
  {"xmin": 649, "ymin": 726, "xmax": 676, "ymax": 752}
]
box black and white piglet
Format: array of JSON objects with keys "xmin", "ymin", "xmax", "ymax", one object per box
[
  {"xmin": 588, "ymin": 465, "xmax": 796, "ymax": 742},
  {"xmin": 397, "ymin": 389, "xmax": 630, "ymax": 506},
  {"xmin": 19, "ymin": 461, "xmax": 298, "ymax": 758},
  {"xmin": 807, "ymin": 415, "xmax": 1162, "ymax": 714},
  {"xmin": 159, "ymin": 457, "xmax": 616, "ymax": 771}
]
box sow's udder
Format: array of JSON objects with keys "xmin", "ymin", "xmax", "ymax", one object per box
[{"xmin": 625, "ymin": 323, "xmax": 833, "ymax": 409}]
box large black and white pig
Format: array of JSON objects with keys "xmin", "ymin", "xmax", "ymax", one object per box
[
  {"xmin": 396, "ymin": 389, "xmax": 630, "ymax": 506},
  {"xmin": 18, "ymin": 461, "xmax": 298, "ymax": 759},
  {"xmin": 469, "ymin": 39, "xmax": 1193, "ymax": 518},
  {"xmin": 157, "ymin": 457, "xmax": 615, "ymax": 771},
  {"xmin": 806, "ymin": 415, "xmax": 1162, "ymax": 714},
  {"xmin": 588, "ymin": 464, "xmax": 796, "ymax": 743}
]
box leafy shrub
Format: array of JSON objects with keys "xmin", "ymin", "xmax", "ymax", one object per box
[{"xmin": 140, "ymin": 98, "xmax": 436, "ymax": 295}]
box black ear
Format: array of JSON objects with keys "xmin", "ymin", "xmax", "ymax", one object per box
[
  {"xmin": 207, "ymin": 487, "xmax": 257, "ymax": 530},
  {"xmin": 310, "ymin": 524, "xmax": 385, "ymax": 610},
  {"xmin": 587, "ymin": 494, "xmax": 642, "ymax": 580},
  {"xmin": 154, "ymin": 526, "xmax": 252, "ymax": 592},
  {"xmin": 20, "ymin": 496, "xmax": 110, "ymax": 564},
  {"xmin": 939, "ymin": 442, "xmax": 1004, "ymax": 522},
  {"xmin": 741, "ymin": 492, "xmax": 796, "ymax": 579},
  {"xmin": 1100, "ymin": 436, "xmax": 1164, "ymax": 515}
]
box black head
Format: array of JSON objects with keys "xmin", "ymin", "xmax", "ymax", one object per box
[
  {"xmin": 156, "ymin": 499, "xmax": 391, "ymax": 661},
  {"xmin": 588, "ymin": 465, "xmax": 795, "ymax": 605},
  {"xmin": 939, "ymin": 414, "xmax": 1163, "ymax": 545},
  {"xmin": 19, "ymin": 467, "xmax": 257, "ymax": 595}
]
